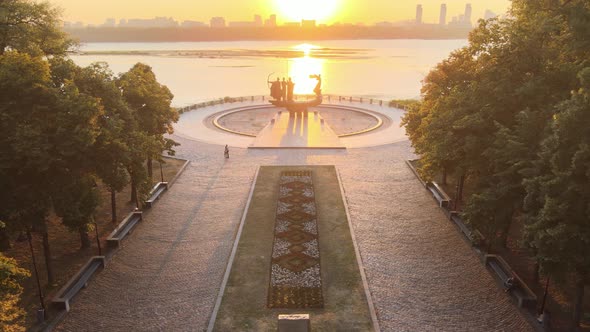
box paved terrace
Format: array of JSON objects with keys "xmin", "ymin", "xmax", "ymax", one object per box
[{"xmin": 57, "ymin": 101, "xmax": 533, "ymax": 331}]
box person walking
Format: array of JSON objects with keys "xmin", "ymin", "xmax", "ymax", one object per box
[{"xmin": 224, "ymin": 145, "xmax": 229, "ymax": 158}]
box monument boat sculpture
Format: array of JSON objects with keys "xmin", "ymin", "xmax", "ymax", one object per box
[{"xmin": 267, "ymin": 74, "xmax": 323, "ymax": 115}]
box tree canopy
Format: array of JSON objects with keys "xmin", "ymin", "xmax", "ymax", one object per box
[{"xmin": 403, "ymin": 0, "xmax": 590, "ymax": 327}]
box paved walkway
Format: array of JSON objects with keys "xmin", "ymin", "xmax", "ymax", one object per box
[
  {"xmin": 174, "ymin": 99, "xmax": 408, "ymax": 149},
  {"xmin": 57, "ymin": 134, "xmax": 533, "ymax": 331}
]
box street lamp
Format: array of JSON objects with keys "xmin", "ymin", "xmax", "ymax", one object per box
[
  {"xmin": 26, "ymin": 230, "xmax": 46, "ymax": 322},
  {"xmin": 91, "ymin": 219, "xmax": 102, "ymax": 256},
  {"xmin": 537, "ymin": 276, "xmax": 551, "ymax": 324}
]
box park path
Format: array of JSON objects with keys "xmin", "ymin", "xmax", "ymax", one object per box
[{"xmin": 57, "ymin": 136, "xmax": 532, "ymax": 331}]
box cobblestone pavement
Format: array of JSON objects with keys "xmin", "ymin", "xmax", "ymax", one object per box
[{"xmin": 57, "ymin": 136, "xmax": 533, "ymax": 331}]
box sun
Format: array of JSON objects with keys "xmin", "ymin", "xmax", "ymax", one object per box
[{"xmin": 275, "ymin": 0, "xmax": 339, "ymax": 22}]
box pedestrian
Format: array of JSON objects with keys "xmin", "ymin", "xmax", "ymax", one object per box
[
  {"xmin": 224, "ymin": 145, "xmax": 229, "ymax": 159},
  {"xmin": 503, "ymin": 277, "xmax": 515, "ymax": 293}
]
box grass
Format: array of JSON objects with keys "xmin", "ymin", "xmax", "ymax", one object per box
[
  {"xmin": 3, "ymin": 156, "xmax": 187, "ymax": 329},
  {"xmin": 213, "ymin": 166, "xmax": 373, "ymax": 331}
]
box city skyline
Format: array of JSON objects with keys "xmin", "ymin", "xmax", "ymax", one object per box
[{"xmin": 49, "ymin": 0, "xmax": 510, "ymax": 26}]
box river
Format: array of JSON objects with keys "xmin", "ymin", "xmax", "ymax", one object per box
[{"xmin": 71, "ymin": 39, "xmax": 468, "ymax": 107}]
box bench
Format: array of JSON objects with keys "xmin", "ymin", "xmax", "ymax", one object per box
[
  {"xmin": 144, "ymin": 182, "xmax": 168, "ymax": 208},
  {"xmin": 52, "ymin": 256, "xmax": 106, "ymax": 312},
  {"xmin": 106, "ymin": 211, "xmax": 143, "ymax": 248},
  {"xmin": 427, "ymin": 182, "xmax": 451, "ymax": 208},
  {"xmin": 450, "ymin": 213, "xmax": 472, "ymax": 240},
  {"xmin": 485, "ymin": 255, "xmax": 537, "ymax": 309}
]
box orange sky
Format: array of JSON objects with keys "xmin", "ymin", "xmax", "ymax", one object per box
[{"xmin": 47, "ymin": 0, "xmax": 511, "ymax": 25}]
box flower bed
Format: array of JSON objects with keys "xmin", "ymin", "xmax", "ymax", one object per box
[{"xmin": 268, "ymin": 171, "xmax": 323, "ymax": 308}]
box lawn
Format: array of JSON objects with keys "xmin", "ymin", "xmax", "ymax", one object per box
[{"xmin": 213, "ymin": 165, "xmax": 374, "ymax": 331}]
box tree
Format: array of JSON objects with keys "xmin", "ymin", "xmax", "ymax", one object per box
[
  {"xmin": 404, "ymin": 1, "xmax": 590, "ymax": 327},
  {"xmin": 0, "ymin": 252, "xmax": 30, "ymax": 332},
  {"xmin": 51, "ymin": 60, "xmax": 134, "ymax": 223},
  {"xmin": 524, "ymin": 67, "xmax": 590, "ymax": 330},
  {"xmin": 118, "ymin": 63, "xmax": 179, "ymax": 181},
  {"xmin": 0, "ymin": 0, "xmax": 74, "ymax": 57}
]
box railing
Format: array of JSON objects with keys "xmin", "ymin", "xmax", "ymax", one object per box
[{"xmin": 176, "ymin": 95, "xmax": 409, "ymax": 114}]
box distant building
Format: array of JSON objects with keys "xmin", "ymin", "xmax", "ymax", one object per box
[
  {"xmin": 464, "ymin": 4, "xmax": 472, "ymax": 26},
  {"xmin": 123, "ymin": 17, "xmax": 178, "ymax": 28},
  {"xmin": 416, "ymin": 5, "xmax": 423, "ymax": 24},
  {"xmin": 228, "ymin": 21, "xmax": 256, "ymax": 27},
  {"xmin": 283, "ymin": 22, "xmax": 301, "ymax": 27},
  {"xmin": 484, "ymin": 9, "xmax": 497, "ymax": 20},
  {"xmin": 375, "ymin": 21, "xmax": 393, "ymax": 27},
  {"xmin": 254, "ymin": 15, "xmax": 263, "ymax": 27},
  {"xmin": 210, "ymin": 17, "xmax": 226, "ymax": 28},
  {"xmin": 182, "ymin": 20, "xmax": 207, "ymax": 28},
  {"xmin": 439, "ymin": 4, "xmax": 447, "ymax": 25},
  {"xmin": 102, "ymin": 18, "xmax": 116, "ymax": 27},
  {"xmin": 119, "ymin": 19, "xmax": 127, "ymax": 27},
  {"xmin": 301, "ymin": 19, "xmax": 316, "ymax": 28},
  {"xmin": 265, "ymin": 14, "xmax": 277, "ymax": 27},
  {"xmin": 64, "ymin": 21, "xmax": 85, "ymax": 28}
]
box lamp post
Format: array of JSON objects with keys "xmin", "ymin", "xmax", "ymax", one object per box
[
  {"xmin": 92, "ymin": 220, "xmax": 102, "ymax": 256},
  {"xmin": 26, "ymin": 230, "xmax": 46, "ymax": 322},
  {"xmin": 538, "ymin": 276, "xmax": 551, "ymax": 323}
]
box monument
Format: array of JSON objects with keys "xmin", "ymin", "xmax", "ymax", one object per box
[
  {"xmin": 268, "ymin": 74, "xmax": 323, "ymax": 116},
  {"xmin": 252, "ymin": 74, "xmax": 344, "ymax": 149}
]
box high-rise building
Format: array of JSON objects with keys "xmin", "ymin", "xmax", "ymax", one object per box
[
  {"xmin": 254, "ymin": 15, "xmax": 263, "ymax": 27},
  {"xmin": 210, "ymin": 17, "xmax": 226, "ymax": 28},
  {"xmin": 265, "ymin": 14, "xmax": 277, "ymax": 27},
  {"xmin": 439, "ymin": 4, "xmax": 447, "ymax": 26},
  {"xmin": 464, "ymin": 4, "xmax": 472, "ymax": 26},
  {"xmin": 416, "ymin": 5, "xmax": 423, "ymax": 24},
  {"xmin": 301, "ymin": 19, "xmax": 316, "ymax": 28}
]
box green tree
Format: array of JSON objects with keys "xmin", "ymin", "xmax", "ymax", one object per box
[
  {"xmin": 0, "ymin": 252, "xmax": 30, "ymax": 332},
  {"xmin": 51, "ymin": 59, "xmax": 134, "ymax": 223},
  {"xmin": 118, "ymin": 63, "xmax": 179, "ymax": 181},
  {"xmin": 0, "ymin": 0, "xmax": 74, "ymax": 57},
  {"xmin": 524, "ymin": 67, "xmax": 590, "ymax": 330}
]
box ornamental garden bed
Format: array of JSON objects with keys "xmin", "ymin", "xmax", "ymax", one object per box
[{"xmin": 212, "ymin": 166, "xmax": 374, "ymax": 331}]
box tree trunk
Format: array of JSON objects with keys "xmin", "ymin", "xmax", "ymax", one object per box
[
  {"xmin": 42, "ymin": 231, "xmax": 54, "ymax": 285},
  {"xmin": 533, "ymin": 262, "xmax": 540, "ymax": 284},
  {"xmin": 457, "ymin": 174, "xmax": 466, "ymax": 205},
  {"xmin": 441, "ymin": 167, "xmax": 448, "ymax": 185},
  {"xmin": 111, "ymin": 188, "xmax": 117, "ymax": 223},
  {"xmin": 79, "ymin": 226, "xmax": 90, "ymax": 249},
  {"xmin": 500, "ymin": 218, "xmax": 512, "ymax": 249},
  {"xmin": 572, "ymin": 277, "xmax": 584, "ymax": 331},
  {"xmin": 130, "ymin": 178, "xmax": 137, "ymax": 204},
  {"xmin": 147, "ymin": 157, "xmax": 153, "ymax": 179},
  {"xmin": 0, "ymin": 227, "xmax": 11, "ymax": 251}
]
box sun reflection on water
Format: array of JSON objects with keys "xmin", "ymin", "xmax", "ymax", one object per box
[{"xmin": 289, "ymin": 44, "xmax": 324, "ymax": 95}]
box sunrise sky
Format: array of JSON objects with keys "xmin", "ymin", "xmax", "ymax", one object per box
[{"xmin": 48, "ymin": 0, "xmax": 511, "ymax": 26}]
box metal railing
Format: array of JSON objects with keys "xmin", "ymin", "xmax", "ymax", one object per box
[{"xmin": 176, "ymin": 94, "xmax": 409, "ymax": 114}]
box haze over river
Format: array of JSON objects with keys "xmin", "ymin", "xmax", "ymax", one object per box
[{"xmin": 71, "ymin": 39, "xmax": 468, "ymax": 107}]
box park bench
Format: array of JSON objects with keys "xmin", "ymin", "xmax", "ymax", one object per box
[
  {"xmin": 485, "ymin": 255, "xmax": 537, "ymax": 309},
  {"xmin": 450, "ymin": 213, "xmax": 472, "ymax": 240},
  {"xmin": 427, "ymin": 182, "xmax": 451, "ymax": 208},
  {"xmin": 106, "ymin": 211, "xmax": 143, "ymax": 248},
  {"xmin": 144, "ymin": 182, "xmax": 168, "ymax": 208},
  {"xmin": 52, "ymin": 256, "xmax": 106, "ymax": 312},
  {"xmin": 405, "ymin": 160, "xmax": 427, "ymax": 188}
]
